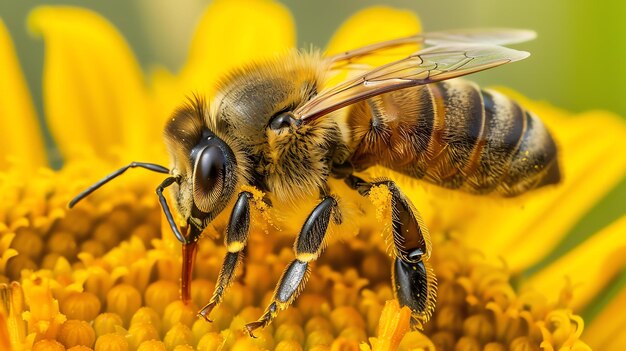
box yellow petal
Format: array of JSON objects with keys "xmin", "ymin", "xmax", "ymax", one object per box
[
  {"xmin": 184, "ymin": 0, "xmax": 295, "ymax": 84},
  {"xmin": 0, "ymin": 282, "xmax": 27, "ymax": 350},
  {"xmin": 152, "ymin": 0, "xmax": 295, "ymax": 122},
  {"xmin": 325, "ymin": 6, "xmax": 421, "ymax": 60},
  {"xmin": 28, "ymin": 7, "xmax": 152, "ymax": 161},
  {"xmin": 505, "ymin": 112, "xmax": 626, "ymax": 271},
  {"xmin": 458, "ymin": 101, "xmax": 626, "ymax": 273},
  {"xmin": 584, "ymin": 284, "xmax": 626, "ymax": 351},
  {"xmin": 0, "ymin": 19, "xmax": 46, "ymax": 170},
  {"xmin": 322, "ymin": 6, "xmax": 421, "ymax": 91},
  {"xmin": 524, "ymin": 215, "xmax": 626, "ymax": 311},
  {"xmin": 0, "ymin": 314, "xmax": 11, "ymax": 351},
  {"xmin": 370, "ymin": 300, "xmax": 411, "ymax": 351}
]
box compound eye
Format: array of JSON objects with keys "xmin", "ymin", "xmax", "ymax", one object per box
[{"xmin": 195, "ymin": 145, "xmax": 225, "ymax": 196}]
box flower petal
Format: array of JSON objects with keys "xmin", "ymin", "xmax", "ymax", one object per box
[
  {"xmin": 370, "ymin": 300, "xmax": 411, "ymax": 351},
  {"xmin": 524, "ymin": 215, "xmax": 626, "ymax": 311},
  {"xmin": 321, "ymin": 6, "xmax": 421, "ymax": 91},
  {"xmin": 28, "ymin": 7, "xmax": 152, "ymax": 161},
  {"xmin": 584, "ymin": 283, "xmax": 626, "ymax": 351},
  {"xmin": 152, "ymin": 0, "xmax": 295, "ymax": 122},
  {"xmin": 504, "ymin": 112, "xmax": 626, "ymax": 271},
  {"xmin": 184, "ymin": 0, "xmax": 295, "ymax": 82},
  {"xmin": 325, "ymin": 6, "xmax": 421, "ymax": 60},
  {"xmin": 0, "ymin": 19, "xmax": 46, "ymax": 170}
]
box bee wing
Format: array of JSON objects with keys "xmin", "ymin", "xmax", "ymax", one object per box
[
  {"xmin": 328, "ymin": 28, "xmax": 535, "ymax": 66},
  {"xmin": 422, "ymin": 28, "xmax": 536, "ymax": 45},
  {"xmin": 297, "ymin": 44, "xmax": 530, "ymax": 122}
]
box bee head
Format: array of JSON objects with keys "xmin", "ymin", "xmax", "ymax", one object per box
[
  {"xmin": 164, "ymin": 98, "xmax": 242, "ymax": 243},
  {"xmin": 67, "ymin": 98, "xmax": 242, "ymax": 307}
]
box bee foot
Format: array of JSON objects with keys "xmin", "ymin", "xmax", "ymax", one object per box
[
  {"xmin": 197, "ymin": 302, "xmax": 216, "ymax": 322},
  {"xmin": 197, "ymin": 313, "xmax": 213, "ymax": 323},
  {"xmin": 244, "ymin": 321, "xmax": 265, "ymax": 338}
]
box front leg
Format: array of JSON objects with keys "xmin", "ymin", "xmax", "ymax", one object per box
[
  {"xmin": 244, "ymin": 196, "xmax": 339, "ymax": 337},
  {"xmin": 198, "ymin": 191, "xmax": 253, "ymax": 321},
  {"xmin": 346, "ymin": 175, "xmax": 437, "ymax": 327}
]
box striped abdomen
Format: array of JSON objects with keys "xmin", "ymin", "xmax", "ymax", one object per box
[{"xmin": 346, "ymin": 79, "xmax": 560, "ymax": 196}]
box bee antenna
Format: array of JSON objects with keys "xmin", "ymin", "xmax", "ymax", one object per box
[
  {"xmin": 156, "ymin": 176, "xmax": 186, "ymax": 243},
  {"xmin": 68, "ymin": 162, "xmax": 170, "ymax": 208}
]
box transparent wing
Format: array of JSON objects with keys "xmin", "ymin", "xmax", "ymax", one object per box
[
  {"xmin": 297, "ymin": 44, "xmax": 530, "ymax": 122},
  {"xmin": 327, "ymin": 28, "xmax": 535, "ymax": 66},
  {"xmin": 422, "ymin": 28, "xmax": 536, "ymax": 45}
]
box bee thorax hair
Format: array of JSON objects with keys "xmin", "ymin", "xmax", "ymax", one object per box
[{"xmin": 265, "ymin": 117, "xmax": 345, "ymax": 202}]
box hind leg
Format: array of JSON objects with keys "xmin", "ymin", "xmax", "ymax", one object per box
[{"xmin": 346, "ymin": 175, "xmax": 437, "ymax": 326}]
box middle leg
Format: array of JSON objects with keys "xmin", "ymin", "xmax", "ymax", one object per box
[{"xmin": 244, "ymin": 196, "xmax": 339, "ymax": 337}]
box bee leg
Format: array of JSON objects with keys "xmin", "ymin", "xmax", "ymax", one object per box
[
  {"xmin": 346, "ymin": 175, "xmax": 437, "ymax": 327},
  {"xmin": 239, "ymin": 245, "xmax": 249, "ymax": 280},
  {"xmin": 197, "ymin": 191, "xmax": 253, "ymax": 322},
  {"xmin": 244, "ymin": 196, "xmax": 338, "ymax": 337},
  {"xmin": 392, "ymin": 248, "xmax": 436, "ymax": 329}
]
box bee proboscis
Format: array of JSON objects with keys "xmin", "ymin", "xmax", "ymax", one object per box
[{"xmin": 70, "ymin": 28, "xmax": 559, "ymax": 335}]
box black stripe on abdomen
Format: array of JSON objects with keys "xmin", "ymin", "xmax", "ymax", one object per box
[
  {"xmin": 497, "ymin": 110, "xmax": 559, "ymax": 196},
  {"xmin": 423, "ymin": 80, "xmax": 485, "ymax": 189},
  {"xmin": 463, "ymin": 89, "xmax": 526, "ymax": 194}
]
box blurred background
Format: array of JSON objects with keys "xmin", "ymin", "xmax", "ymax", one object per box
[
  {"xmin": 1, "ymin": 0, "xmax": 626, "ymax": 332},
  {"xmin": 3, "ymin": 0, "xmax": 626, "ymax": 118}
]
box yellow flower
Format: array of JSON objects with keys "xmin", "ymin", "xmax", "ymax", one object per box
[{"xmin": 1, "ymin": 1, "xmax": 626, "ymax": 350}]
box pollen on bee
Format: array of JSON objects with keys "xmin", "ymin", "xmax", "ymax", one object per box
[
  {"xmin": 227, "ymin": 241, "xmax": 245, "ymax": 253},
  {"xmin": 367, "ymin": 185, "xmax": 392, "ymax": 221},
  {"xmin": 296, "ymin": 253, "xmax": 318, "ymax": 262}
]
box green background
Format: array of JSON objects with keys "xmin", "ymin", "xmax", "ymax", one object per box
[
  {"xmin": 1, "ymin": 0, "xmax": 625, "ymax": 321},
  {"xmin": 3, "ymin": 1, "xmax": 626, "ymax": 119}
]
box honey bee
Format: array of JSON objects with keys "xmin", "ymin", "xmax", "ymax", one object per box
[{"xmin": 70, "ymin": 28, "xmax": 560, "ymax": 336}]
